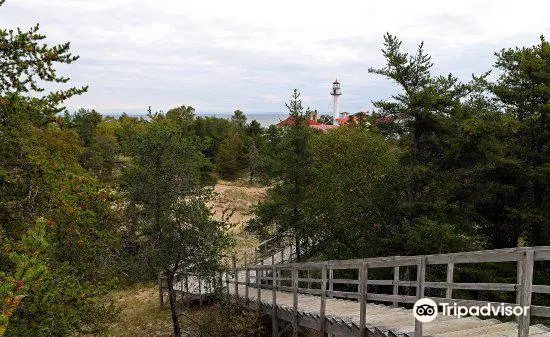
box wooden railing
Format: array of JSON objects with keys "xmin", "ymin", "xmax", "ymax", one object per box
[
  {"xmin": 227, "ymin": 246, "xmax": 550, "ymax": 337},
  {"xmin": 233, "ymin": 231, "xmax": 296, "ymax": 267},
  {"xmin": 232, "ymin": 232, "xmax": 318, "ymax": 268}
]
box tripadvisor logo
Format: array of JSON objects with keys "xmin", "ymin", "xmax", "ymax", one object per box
[
  {"xmin": 413, "ymin": 298, "xmax": 530, "ymax": 322},
  {"xmin": 413, "ymin": 298, "xmax": 438, "ymax": 322}
]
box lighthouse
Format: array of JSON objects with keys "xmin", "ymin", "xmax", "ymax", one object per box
[{"xmin": 331, "ymin": 79, "xmax": 342, "ymax": 125}]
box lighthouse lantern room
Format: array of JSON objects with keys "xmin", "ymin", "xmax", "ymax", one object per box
[{"xmin": 331, "ymin": 79, "xmax": 342, "ymax": 124}]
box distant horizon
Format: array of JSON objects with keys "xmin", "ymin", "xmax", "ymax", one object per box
[
  {"xmin": 97, "ymin": 110, "xmax": 333, "ymax": 117},
  {"xmin": 95, "ymin": 110, "xmax": 341, "ymax": 127}
]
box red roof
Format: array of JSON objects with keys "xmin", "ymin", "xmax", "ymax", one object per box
[
  {"xmin": 333, "ymin": 79, "xmax": 339, "ymax": 84},
  {"xmin": 335, "ymin": 115, "xmax": 360, "ymax": 125},
  {"xmin": 276, "ymin": 115, "xmax": 321, "ymax": 126}
]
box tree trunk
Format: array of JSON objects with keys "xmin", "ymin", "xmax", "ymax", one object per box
[{"xmin": 165, "ymin": 270, "xmax": 182, "ymax": 337}]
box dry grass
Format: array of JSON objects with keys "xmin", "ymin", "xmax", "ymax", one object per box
[{"xmin": 102, "ymin": 283, "xmax": 174, "ymax": 337}]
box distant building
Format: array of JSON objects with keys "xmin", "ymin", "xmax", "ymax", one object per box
[
  {"xmin": 276, "ymin": 80, "xmax": 394, "ymax": 131},
  {"xmin": 331, "ymin": 79, "xmax": 342, "ymax": 124}
]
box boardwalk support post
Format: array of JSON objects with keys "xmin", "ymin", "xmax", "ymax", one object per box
[
  {"xmin": 392, "ymin": 266, "xmax": 399, "ymax": 307},
  {"xmin": 256, "ymin": 267, "xmax": 262, "ymax": 313},
  {"xmin": 198, "ymin": 277, "xmax": 203, "ymax": 307},
  {"xmin": 225, "ymin": 269, "xmax": 229, "ymax": 295},
  {"xmin": 320, "ymin": 263, "xmax": 327, "ymax": 337},
  {"xmin": 359, "ymin": 262, "xmax": 367, "ymax": 337},
  {"xmin": 180, "ymin": 277, "xmax": 184, "ymax": 303},
  {"xmin": 245, "ymin": 267, "xmax": 250, "ymax": 305},
  {"xmin": 272, "ymin": 265, "xmax": 278, "ymax": 337},
  {"xmin": 446, "ymin": 259, "xmax": 454, "ymax": 299},
  {"xmin": 517, "ymin": 250, "xmax": 534, "ymax": 337},
  {"xmin": 329, "ymin": 268, "xmax": 334, "ymax": 298},
  {"xmin": 292, "ymin": 267, "xmax": 298, "ymax": 337},
  {"xmin": 415, "ymin": 256, "xmax": 426, "ymax": 337},
  {"xmin": 232, "ymin": 254, "xmax": 238, "ymax": 299}
]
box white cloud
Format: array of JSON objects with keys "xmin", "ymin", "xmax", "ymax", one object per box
[{"xmin": 1, "ymin": 0, "xmax": 549, "ymax": 114}]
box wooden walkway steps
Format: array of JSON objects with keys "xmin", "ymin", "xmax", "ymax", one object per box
[
  {"xmin": 169, "ymin": 243, "xmax": 550, "ymax": 337},
  {"xmin": 229, "ymin": 284, "xmax": 550, "ymax": 337}
]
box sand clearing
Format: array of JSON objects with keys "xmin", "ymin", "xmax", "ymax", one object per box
[{"xmin": 208, "ymin": 179, "xmax": 268, "ymax": 252}]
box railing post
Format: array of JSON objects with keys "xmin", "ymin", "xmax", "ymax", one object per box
[
  {"xmin": 320, "ymin": 264, "xmax": 327, "ymax": 336},
  {"xmin": 517, "ymin": 250, "xmax": 534, "ymax": 337},
  {"xmin": 328, "ymin": 268, "xmax": 334, "ymax": 299},
  {"xmin": 415, "ymin": 256, "xmax": 426, "ymax": 337},
  {"xmin": 272, "ymin": 265, "xmax": 278, "ymax": 337},
  {"xmin": 256, "ymin": 267, "xmax": 262, "ymax": 313},
  {"xmin": 517, "ymin": 258, "xmax": 524, "ymax": 304},
  {"xmin": 292, "ymin": 267, "xmax": 299, "ymax": 337},
  {"xmin": 185, "ymin": 273, "xmax": 189, "ymax": 294},
  {"xmin": 245, "ymin": 267, "xmax": 250, "ymax": 306},
  {"xmin": 359, "ymin": 262, "xmax": 367, "ymax": 337},
  {"xmin": 232, "ymin": 254, "xmax": 238, "ymax": 299},
  {"xmin": 179, "ymin": 276, "xmax": 184, "ymax": 303},
  {"xmin": 446, "ymin": 259, "xmax": 454, "ymax": 299},
  {"xmin": 225, "ymin": 269, "xmax": 229, "ymax": 295},
  {"xmin": 198, "ymin": 277, "xmax": 203, "ymax": 307},
  {"xmin": 307, "ymin": 269, "xmax": 311, "ymax": 289},
  {"xmin": 393, "ymin": 266, "xmax": 399, "ymax": 307}
]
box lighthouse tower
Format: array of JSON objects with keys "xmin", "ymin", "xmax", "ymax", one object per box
[{"xmin": 331, "ymin": 79, "xmax": 342, "ymax": 125}]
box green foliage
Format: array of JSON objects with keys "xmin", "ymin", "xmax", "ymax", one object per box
[
  {"xmin": 119, "ymin": 114, "xmax": 231, "ymax": 336},
  {"xmin": 0, "ymin": 220, "xmax": 48, "ymax": 336},
  {"xmin": 0, "ymin": 1, "xmax": 87, "ymax": 117},
  {"xmin": 0, "ymin": 8, "xmax": 120, "ymax": 335},
  {"xmin": 367, "ymin": 33, "xmax": 485, "ymax": 253},
  {"xmin": 317, "ymin": 114, "xmax": 334, "ymax": 125},
  {"xmin": 303, "ymin": 127, "xmax": 404, "ymax": 258},
  {"xmin": 193, "ymin": 115, "xmax": 234, "ymax": 163},
  {"xmin": 231, "ymin": 109, "xmax": 247, "ymax": 128},
  {"xmin": 248, "ymin": 90, "xmax": 314, "ymax": 253},
  {"xmin": 216, "ymin": 132, "xmax": 248, "ymax": 179},
  {"xmin": 488, "ymin": 35, "xmax": 550, "ymax": 246},
  {"xmin": 63, "ymin": 109, "xmax": 119, "ymax": 181}
]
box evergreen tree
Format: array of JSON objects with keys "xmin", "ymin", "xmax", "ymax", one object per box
[
  {"xmin": 119, "ymin": 116, "xmax": 229, "ymax": 337},
  {"xmin": 216, "ymin": 132, "xmax": 248, "ymax": 179},
  {"xmin": 489, "ymin": 36, "xmax": 550, "ymax": 246},
  {"xmin": 369, "ymin": 34, "xmax": 474, "ymax": 227},
  {"xmin": 249, "ymin": 89, "xmax": 313, "ymax": 259}
]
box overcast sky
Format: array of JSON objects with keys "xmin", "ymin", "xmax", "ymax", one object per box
[{"xmin": 1, "ymin": 0, "xmax": 549, "ymax": 114}]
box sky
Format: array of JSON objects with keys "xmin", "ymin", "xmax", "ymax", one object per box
[{"xmin": 1, "ymin": 0, "xmax": 549, "ymax": 115}]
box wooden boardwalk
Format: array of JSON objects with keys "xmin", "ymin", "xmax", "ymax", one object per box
[
  {"xmin": 229, "ymin": 284, "xmax": 550, "ymax": 337},
  {"xmin": 169, "ymin": 244, "xmax": 550, "ymax": 337}
]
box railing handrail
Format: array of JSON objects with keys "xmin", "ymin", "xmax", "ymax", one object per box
[
  {"xmin": 237, "ymin": 230, "xmax": 295, "ymax": 256},
  {"xmin": 246, "ymin": 245, "xmax": 550, "ymax": 269}
]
